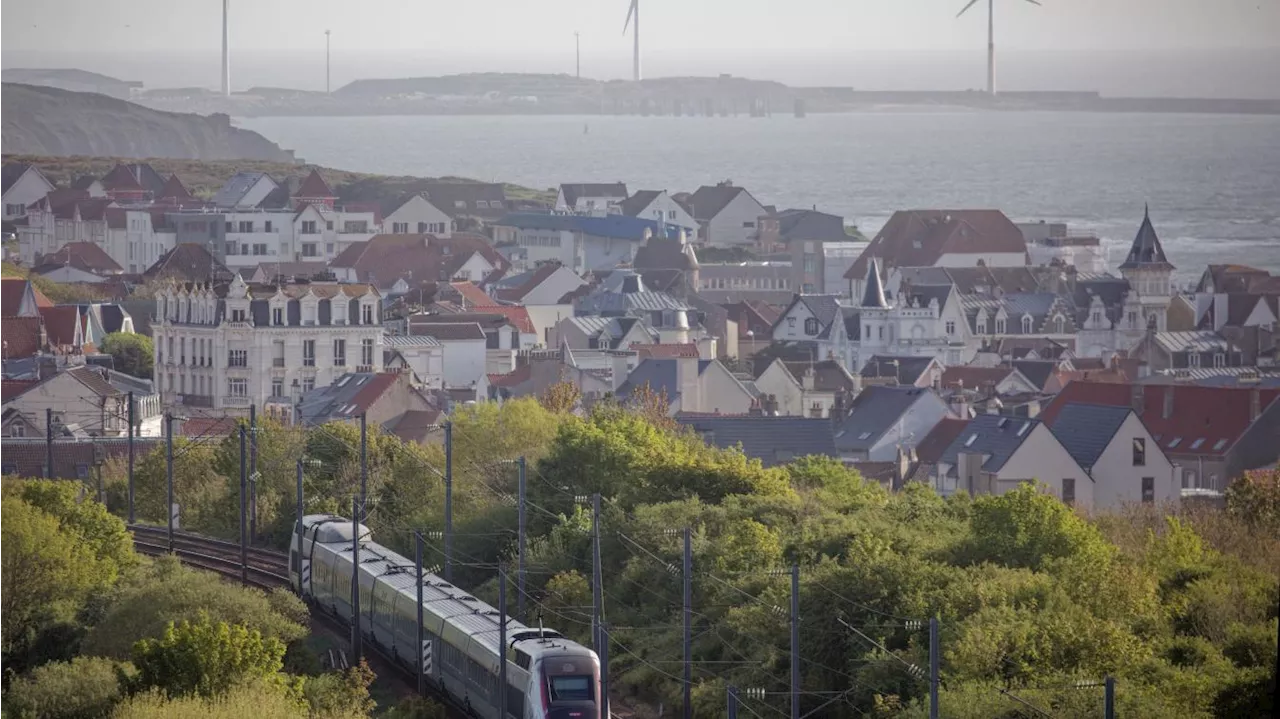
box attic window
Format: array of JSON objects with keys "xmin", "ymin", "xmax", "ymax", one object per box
[
  {"xmin": 1016, "ymin": 422, "xmax": 1031, "ymax": 437},
  {"xmin": 1212, "ymin": 439, "xmax": 1227, "ymax": 451},
  {"xmin": 1189, "ymin": 438, "xmax": 1205, "ymax": 450},
  {"xmin": 964, "ymin": 433, "xmax": 978, "ymax": 447},
  {"xmin": 997, "ymin": 417, "xmax": 1010, "ymax": 428},
  {"xmin": 1167, "ymin": 437, "xmax": 1182, "ymax": 448},
  {"xmin": 857, "ymin": 431, "xmax": 872, "ymax": 440}
]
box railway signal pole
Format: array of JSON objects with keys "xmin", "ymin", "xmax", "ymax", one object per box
[
  {"xmin": 127, "ymin": 391, "xmax": 135, "ymax": 523},
  {"xmin": 239, "ymin": 424, "xmax": 248, "ymax": 586},
  {"xmin": 359, "ymin": 412, "xmax": 368, "ymax": 523},
  {"xmin": 166, "ymin": 412, "xmax": 175, "ymax": 551},
  {"xmin": 444, "ymin": 421, "xmax": 454, "ymax": 582},
  {"xmin": 517, "ymin": 456, "xmax": 527, "ymax": 619},
  {"xmin": 351, "ymin": 497, "xmax": 362, "ymax": 663}
]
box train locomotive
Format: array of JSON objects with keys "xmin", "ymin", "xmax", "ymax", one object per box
[{"xmin": 291, "ymin": 514, "xmax": 600, "ymax": 719}]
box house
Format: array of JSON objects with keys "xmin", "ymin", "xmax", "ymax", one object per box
[
  {"xmin": 1017, "ymin": 220, "xmax": 1108, "ymax": 273},
  {"xmin": 1039, "ymin": 381, "xmax": 1280, "ymax": 491},
  {"xmin": 212, "ymin": 171, "xmax": 282, "ymax": 209},
  {"xmin": 676, "ymin": 415, "xmax": 839, "ymax": 466},
  {"xmin": 2, "ymin": 163, "xmax": 55, "ymax": 221},
  {"xmin": 859, "ymin": 355, "xmax": 943, "ymax": 389},
  {"xmin": 854, "ymin": 260, "xmax": 972, "ymax": 370},
  {"xmin": 618, "ymin": 190, "xmax": 698, "ymax": 234},
  {"xmin": 696, "ymin": 262, "xmax": 793, "ymax": 305},
  {"xmin": 553, "ymin": 316, "xmax": 655, "ymax": 351},
  {"xmin": 844, "ymin": 210, "xmax": 1029, "ymax": 298},
  {"xmin": 483, "ymin": 347, "xmax": 632, "ymax": 404},
  {"xmin": 296, "ymin": 371, "xmax": 435, "ymax": 429},
  {"xmin": 17, "ymin": 193, "xmax": 114, "ymax": 265},
  {"xmin": 1048, "ymin": 403, "xmax": 1177, "ymax": 508},
  {"xmin": 3, "ymin": 365, "xmax": 128, "ymax": 436},
  {"xmin": 908, "ymin": 417, "xmax": 971, "ymax": 483},
  {"xmin": 932, "ymin": 413, "xmax": 1092, "ymax": 506},
  {"xmin": 293, "ymin": 169, "xmax": 337, "ymax": 209},
  {"xmin": 1, "ymin": 317, "xmax": 47, "ymax": 360},
  {"xmin": 100, "ymin": 163, "xmax": 166, "ymax": 201},
  {"xmin": 834, "ymin": 385, "xmax": 950, "ymax": 462},
  {"xmin": 682, "ymin": 183, "xmax": 768, "ymax": 247},
  {"xmin": 406, "ymin": 322, "xmax": 487, "ymax": 389},
  {"xmin": 382, "ymin": 409, "xmax": 446, "ymax": 445},
  {"xmin": 382, "ymin": 193, "xmax": 455, "ymax": 237},
  {"xmin": 31, "ymin": 242, "xmax": 124, "ymax": 283},
  {"xmin": 753, "ymin": 358, "xmax": 857, "ymax": 418},
  {"xmin": 758, "ymin": 208, "xmax": 848, "ymax": 252},
  {"xmin": 615, "ymin": 357, "xmax": 755, "ymax": 415},
  {"xmin": 1195, "ymin": 264, "xmax": 1280, "ymax": 295},
  {"xmin": 40, "ymin": 305, "xmax": 92, "ymax": 352},
  {"xmin": 556, "ymin": 183, "xmax": 628, "ymax": 214},
  {"xmin": 1128, "ymin": 331, "xmax": 1246, "ymax": 373},
  {"xmin": 491, "ymin": 213, "xmax": 677, "ymax": 273},
  {"xmin": 382, "ymin": 335, "xmax": 444, "ymax": 389},
  {"xmin": 722, "ymin": 300, "xmax": 780, "ymax": 358},
  {"xmin": 407, "ymin": 311, "xmax": 537, "ymax": 350},
  {"xmin": 151, "ymin": 275, "xmax": 384, "ymax": 416},
  {"xmin": 420, "ymin": 183, "xmax": 508, "ymax": 221},
  {"xmin": 0, "ymin": 436, "xmax": 166, "ymax": 479},
  {"xmin": 939, "ymin": 365, "xmax": 1039, "ymax": 396},
  {"xmin": 488, "ymin": 262, "xmax": 588, "ymax": 306},
  {"xmin": 144, "ymin": 243, "xmax": 233, "ymax": 284},
  {"xmin": 2, "ymin": 277, "xmax": 53, "ymax": 318},
  {"xmin": 249, "ymin": 262, "xmax": 332, "ymax": 284},
  {"xmin": 631, "ymin": 343, "xmax": 701, "ymax": 360},
  {"xmin": 328, "ymin": 234, "xmax": 507, "ymax": 289},
  {"xmin": 156, "ymin": 175, "xmax": 198, "ymax": 205},
  {"xmin": 1010, "ymin": 359, "xmax": 1063, "ymax": 393}
]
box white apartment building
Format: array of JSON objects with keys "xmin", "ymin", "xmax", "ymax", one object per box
[
  {"xmin": 20, "ymin": 202, "xmax": 177, "ymax": 274},
  {"xmin": 152, "ymin": 275, "xmax": 384, "ymax": 416}
]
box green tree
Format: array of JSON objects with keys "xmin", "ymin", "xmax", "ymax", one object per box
[
  {"xmin": 82, "ymin": 556, "xmax": 307, "ymax": 659},
  {"xmin": 301, "ymin": 660, "xmax": 375, "ymax": 718},
  {"xmin": 1225, "ymin": 468, "xmax": 1280, "ymax": 530},
  {"xmin": 130, "ymin": 438, "xmax": 228, "ymax": 533},
  {"xmin": 99, "ymin": 333, "xmax": 154, "ymax": 379},
  {"xmin": 2, "ymin": 498, "xmax": 112, "ymax": 656},
  {"xmin": 5, "ymin": 656, "xmax": 132, "ymax": 719},
  {"xmin": 10, "ymin": 479, "xmax": 137, "ymax": 578},
  {"xmin": 109, "ymin": 683, "xmax": 312, "ymax": 719},
  {"xmin": 964, "ymin": 483, "xmax": 1114, "ymax": 571},
  {"xmin": 130, "ymin": 615, "xmax": 291, "ymax": 699}
]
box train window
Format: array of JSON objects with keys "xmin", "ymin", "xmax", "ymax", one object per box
[
  {"xmin": 550, "ymin": 675, "xmax": 594, "ymax": 701},
  {"xmin": 513, "ymin": 649, "xmax": 532, "ymax": 670}
]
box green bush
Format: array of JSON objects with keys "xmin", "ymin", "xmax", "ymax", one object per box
[
  {"xmin": 129, "ymin": 615, "xmax": 290, "ymax": 698},
  {"xmin": 5, "ymin": 656, "xmax": 131, "ymax": 719},
  {"xmin": 108, "ymin": 683, "xmax": 313, "ymax": 719}
]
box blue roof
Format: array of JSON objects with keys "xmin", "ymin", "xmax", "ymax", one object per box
[
  {"xmin": 616, "ymin": 358, "xmax": 711, "ymax": 403},
  {"xmin": 495, "ymin": 212, "xmax": 681, "ymax": 241}
]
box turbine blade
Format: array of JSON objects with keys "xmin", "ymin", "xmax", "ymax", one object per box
[
  {"xmin": 955, "ymin": 0, "xmax": 980, "ymax": 17},
  {"xmin": 623, "ymin": 0, "xmax": 635, "ymax": 34},
  {"xmin": 1024, "ymin": 0, "xmax": 1042, "ymax": 4}
]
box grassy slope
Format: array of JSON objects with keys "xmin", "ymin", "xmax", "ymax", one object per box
[{"xmin": 1, "ymin": 154, "xmax": 555, "ymax": 204}]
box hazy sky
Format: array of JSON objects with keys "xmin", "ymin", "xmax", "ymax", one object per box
[{"xmin": 4, "ymin": 0, "xmax": 1279, "ymax": 92}]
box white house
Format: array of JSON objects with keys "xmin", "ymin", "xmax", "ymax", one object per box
[
  {"xmin": 932, "ymin": 414, "xmax": 1093, "ymax": 508},
  {"xmin": 853, "ymin": 260, "xmax": 974, "ymax": 370},
  {"xmin": 616, "ymin": 357, "xmax": 755, "ymax": 415},
  {"xmin": 488, "ymin": 262, "xmax": 588, "ymax": 306},
  {"xmin": 151, "ymin": 275, "xmax": 384, "ymax": 416},
  {"xmin": 491, "ymin": 213, "xmax": 673, "ymax": 274},
  {"xmin": 617, "ymin": 190, "xmax": 698, "ymax": 234},
  {"xmin": 556, "ymin": 183, "xmax": 629, "ymax": 214},
  {"xmin": 752, "ymin": 358, "xmax": 857, "ymax": 418},
  {"xmin": 3, "ymin": 164, "xmax": 55, "ymax": 222},
  {"xmin": 407, "ymin": 322, "xmax": 488, "ymax": 389},
  {"xmin": 1047, "ymin": 403, "xmax": 1178, "ymax": 509},
  {"xmin": 383, "ymin": 194, "xmax": 454, "ymax": 237},
  {"xmin": 4, "ymin": 366, "xmax": 128, "ymax": 437},
  {"xmin": 382, "ymin": 335, "xmax": 445, "ymax": 390},
  {"xmin": 770, "ymin": 293, "xmax": 858, "ymax": 370},
  {"xmin": 684, "ymin": 184, "xmax": 768, "ymax": 247},
  {"xmin": 552, "ymin": 316, "xmax": 656, "ymax": 351}
]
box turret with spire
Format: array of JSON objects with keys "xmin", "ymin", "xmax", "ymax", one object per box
[
  {"xmin": 858, "ymin": 258, "xmax": 892, "ymax": 351},
  {"xmin": 1118, "ymin": 204, "xmax": 1175, "ymax": 334}
]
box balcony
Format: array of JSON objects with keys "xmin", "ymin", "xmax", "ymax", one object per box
[
  {"xmin": 223, "ymin": 396, "xmax": 252, "ymax": 408},
  {"xmin": 273, "ymin": 358, "xmax": 286, "ymax": 368},
  {"xmin": 356, "ymin": 365, "xmax": 373, "ymax": 373}
]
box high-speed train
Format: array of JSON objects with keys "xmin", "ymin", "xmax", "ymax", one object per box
[{"xmin": 291, "ymin": 514, "xmax": 600, "ymax": 719}]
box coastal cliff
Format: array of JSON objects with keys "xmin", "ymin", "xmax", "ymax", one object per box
[{"xmin": 1, "ymin": 83, "xmax": 294, "ymax": 162}]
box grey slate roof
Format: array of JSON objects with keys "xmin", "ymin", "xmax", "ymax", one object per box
[
  {"xmin": 410, "ymin": 323, "xmax": 486, "ymax": 341},
  {"xmin": 560, "ymin": 183, "xmax": 628, "ymax": 207},
  {"xmin": 860, "ymin": 355, "xmax": 937, "ymax": 385},
  {"xmin": 687, "ymin": 184, "xmax": 760, "ymax": 221},
  {"xmin": 834, "ymin": 386, "xmax": 935, "ymax": 452},
  {"xmin": 617, "ymin": 190, "xmax": 661, "ymax": 217},
  {"xmin": 862, "ymin": 259, "xmax": 890, "ymax": 309},
  {"xmin": 938, "ymin": 413, "xmax": 1041, "ymax": 472},
  {"xmin": 1048, "ymin": 403, "xmax": 1132, "ymax": 472},
  {"xmin": 616, "ymin": 358, "xmax": 713, "ymax": 404},
  {"xmin": 677, "ymin": 416, "xmax": 838, "ymax": 466},
  {"xmin": 1119, "ymin": 206, "xmax": 1174, "ymax": 270},
  {"xmin": 1011, "ymin": 360, "xmax": 1058, "ymax": 391},
  {"xmin": 774, "ymin": 208, "xmax": 847, "ymax": 243},
  {"xmin": 2, "ymin": 163, "xmax": 35, "ymax": 193},
  {"xmin": 212, "ymin": 171, "xmax": 272, "ymax": 208}
]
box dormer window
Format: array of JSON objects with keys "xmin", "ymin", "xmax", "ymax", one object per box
[
  {"xmin": 804, "ymin": 317, "xmax": 819, "ymax": 336},
  {"xmin": 1054, "ymin": 316, "xmax": 1065, "ymax": 334},
  {"xmin": 362, "ymin": 304, "xmax": 374, "ymax": 325},
  {"xmin": 231, "ymin": 308, "xmax": 246, "ymax": 322},
  {"xmin": 995, "ymin": 318, "xmax": 1006, "ymax": 334},
  {"xmin": 976, "ymin": 314, "xmax": 987, "ymax": 334},
  {"xmin": 273, "ymin": 307, "xmax": 283, "ymax": 325},
  {"xmin": 1021, "ymin": 315, "xmax": 1033, "ymax": 333}
]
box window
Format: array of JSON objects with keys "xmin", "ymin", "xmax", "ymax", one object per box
[
  {"xmin": 1021, "ymin": 315, "xmax": 1033, "ymax": 333},
  {"xmin": 301, "ymin": 220, "xmax": 318, "ymax": 234},
  {"xmin": 1132, "ymin": 438, "xmax": 1146, "ymax": 466},
  {"xmin": 668, "ymin": 210, "xmax": 677, "ymax": 219},
  {"xmin": 1213, "ymin": 353, "xmax": 1225, "ymax": 368},
  {"xmin": 238, "ymin": 220, "xmax": 253, "ymax": 232},
  {"xmin": 273, "ymin": 307, "xmax": 283, "ymax": 325},
  {"xmin": 742, "ymin": 221, "xmax": 755, "ymax": 229},
  {"xmin": 418, "ymin": 221, "xmax": 429, "ymax": 233},
  {"xmin": 227, "ymin": 378, "xmax": 247, "ymax": 397},
  {"xmin": 946, "ymin": 320, "xmax": 956, "ymax": 336},
  {"xmin": 1188, "ymin": 353, "xmax": 1201, "ymax": 368},
  {"xmin": 361, "ymin": 339, "xmax": 374, "ymax": 367},
  {"xmin": 325, "ymin": 220, "xmax": 333, "ymax": 231},
  {"xmin": 302, "ymin": 244, "xmax": 318, "ymax": 257},
  {"xmin": 9, "ymin": 422, "xmax": 25, "ymax": 437},
  {"xmin": 1147, "ymin": 314, "xmax": 1158, "ymax": 331},
  {"xmin": 333, "ymin": 339, "xmax": 346, "ymax": 366},
  {"xmin": 995, "ymin": 318, "xmax": 1006, "ymax": 334},
  {"xmin": 977, "ymin": 316, "xmax": 987, "ymax": 334},
  {"xmin": 253, "ymin": 243, "xmax": 267, "ymax": 256},
  {"xmin": 1128, "ymin": 311, "xmax": 1138, "ymax": 326},
  {"xmin": 228, "ymin": 349, "xmax": 247, "ymax": 367},
  {"xmin": 1091, "ymin": 310, "xmax": 1102, "ymax": 325},
  {"xmin": 303, "ymin": 340, "xmax": 316, "ymax": 367},
  {"xmin": 5, "ymin": 203, "xmax": 26, "ymax": 216},
  {"xmin": 803, "ymin": 254, "xmax": 817, "ymax": 274},
  {"xmin": 302, "ymin": 378, "xmax": 315, "ymax": 393},
  {"xmin": 231, "ymin": 308, "xmax": 246, "ymax": 322},
  {"xmin": 1054, "ymin": 316, "xmax": 1065, "ymax": 333},
  {"xmin": 804, "ymin": 317, "xmax": 819, "ymax": 336},
  {"xmin": 1062, "ymin": 478, "xmax": 1075, "ymax": 507},
  {"xmin": 1141, "ymin": 477, "xmax": 1155, "ymax": 503},
  {"xmin": 265, "ymin": 221, "xmax": 274, "ymax": 233},
  {"xmin": 362, "ymin": 304, "xmax": 374, "ymax": 325},
  {"xmin": 549, "ymin": 676, "xmax": 594, "ymax": 702},
  {"xmin": 787, "ymin": 317, "xmax": 796, "ymax": 328},
  {"xmin": 241, "ymin": 243, "xmax": 250, "ymax": 255},
  {"xmin": 225, "ymin": 221, "xmax": 233, "ymax": 232},
  {"xmin": 271, "ymin": 378, "xmax": 283, "ymax": 397},
  {"xmin": 273, "ymin": 340, "xmax": 285, "ymax": 367}
]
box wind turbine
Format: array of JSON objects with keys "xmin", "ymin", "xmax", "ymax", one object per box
[
  {"xmin": 956, "ymin": 0, "xmax": 1040, "ymax": 96},
  {"xmin": 622, "ymin": 0, "xmax": 641, "ymax": 81}
]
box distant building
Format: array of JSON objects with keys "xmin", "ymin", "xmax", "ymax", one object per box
[
  {"xmin": 556, "ymin": 182, "xmax": 629, "ymax": 214},
  {"xmin": 681, "ymin": 183, "xmax": 768, "ymax": 247},
  {"xmin": 2, "ymin": 163, "xmax": 55, "ymax": 222},
  {"xmin": 617, "ymin": 190, "xmax": 698, "ymax": 234}
]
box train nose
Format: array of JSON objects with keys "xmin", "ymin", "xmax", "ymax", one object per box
[{"xmin": 548, "ymin": 704, "xmax": 596, "ymax": 719}]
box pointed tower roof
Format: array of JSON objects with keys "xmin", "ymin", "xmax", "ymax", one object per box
[
  {"xmin": 1119, "ymin": 205, "xmax": 1174, "ymax": 270},
  {"xmin": 861, "ymin": 258, "xmax": 890, "ymax": 309},
  {"xmin": 295, "ymin": 169, "xmax": 335, "ymax": 199}
]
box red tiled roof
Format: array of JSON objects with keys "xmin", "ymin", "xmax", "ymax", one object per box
[
  {"xmin": 471, "ymin": 304, "xmax": 536, "ymax": 333},
  {"xmin": 449, "ymin": 281, "xmax": 498, "ymax": 308},
  {"xmin": 157, "ymin": 174, "xmax": 194, "ymax": 201},
  {"xmin": 1, "ymin": 277, "xmax": 37, "ymax": 315},
  {"xmin": 1039, "ymin": 381, "xmax": 1280, "ymax": 458},
  {"xmin": 39, "ymin": 306, "xmax": 81, "ymax": 348},
  {"xmin": 915, "ymin": 417, "xmax": 970, "ymax": 463},
  {"xmin": 1, "ymin": 437, "xmax": 166, "ymax": 479},
  {"xmin": 487, "ymin": 364, "xmax": 533, "ymax": 388},
  {"xmin": 295, "ymin": 169, "xmax": 335, "ymax": 199},
  {"xmin": 330, "ymin": 234, "xmax": 508, "ymax": 288},
  {"xmin": 1, "ymin": 317, "xmax": 45, "ymax": 359},
  {"xmin": 349, "ymin": 373, "xmax": 399, "ymax": 412},
  {"xmin": 178, "ymin": 416, "xmax": 240, "ymax": 439},
  {"xmin": 99, "ymin": 164, "xmax": 146, "ymax": 193},
  {"xmin": 940, "ymin": 365, "xmax": 1014, "ymax": 390},
  {"xmin": 846, "ymin": 209, "xmax": 1028, "ymax": 279},
  {"xmin": 35, "ymin": 242, "xmax": 124, "ymax": 275},
  {"xmin": 631, "ymin": 343, "xmax": 700, "ymax": 359}
]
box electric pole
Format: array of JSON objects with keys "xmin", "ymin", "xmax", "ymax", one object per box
[
  {"xmin": 791, "ymin": 564, "xmax": 800, "ymax": 719},
  {"xmin": 239, "ymin": 424, "xmax": 248, "ymax": 585},
  {"xmin": 498, "ymin": 562, "xmax": 509, "ymax": 719},
  {"xmin": 165, "ymin": 412, "xmax": 174, "ymax": 551},
  {"xmin": 351, "ymin": 496, "xmax": 362, "ymax": 662},
  {"xmin": 295, "ymin": 459, "xmax": 305, "ymax": 594},
  {"xmin": 127, "ymin": 391, "xmax": 135, "ymax": 523},
  {"xmin": 444, "ymin": 421, "xmax": 454, "ymax": 583},
  {"xmin": 249, "ymin": 403, "xmax": 257, "ymax": 543},
  {"xmin": 683, "ymin": 526, "xmax": 693, "ymax": 719},
  {"xmin": 929, "ymin": 617, "xmax": 940, "ymax": 719},
  {"xmin": 517, "ymin": 456, "xmax": 527, "ymax": 619},
  {"xmin": 359, "ymin": 412, "xmax": 367, "ymax": 523},
  {"xmin": 415, "ymin": 530, "xmax": 425, "ymax": 696}
]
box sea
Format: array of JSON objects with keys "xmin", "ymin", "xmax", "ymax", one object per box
[{"xmin": 239, "ymin": 110, "xmax": 1280, "ymax": 282}]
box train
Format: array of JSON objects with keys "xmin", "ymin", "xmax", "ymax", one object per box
[{"xmin": 291, "ymin": 514, "xmax": 600, "ymax": 719}]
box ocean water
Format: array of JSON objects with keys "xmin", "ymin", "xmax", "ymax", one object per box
[{"xmin": 239, "ymin": 110, "xmax": 1280, "ymax": 281}]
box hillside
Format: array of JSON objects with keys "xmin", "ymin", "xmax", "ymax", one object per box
[{"xmin": 1, "ymin": 83, "xmax": 293, "ymax": 162}]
